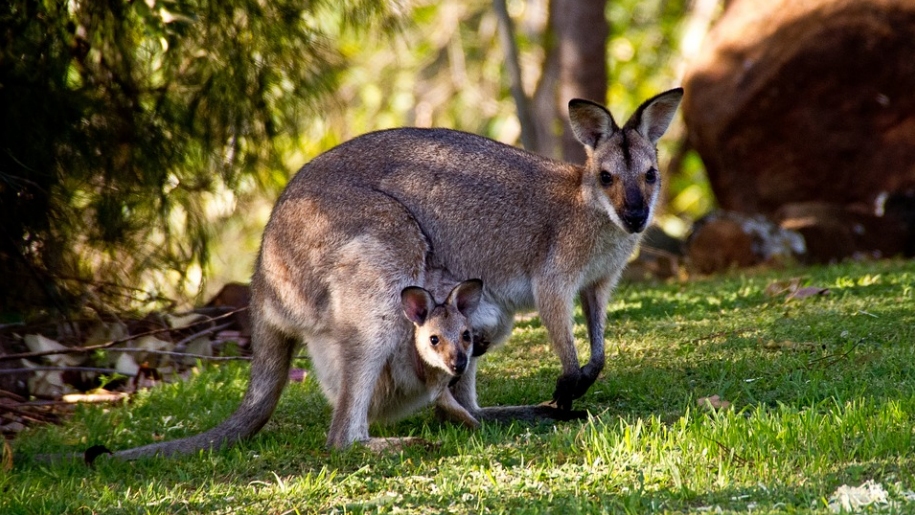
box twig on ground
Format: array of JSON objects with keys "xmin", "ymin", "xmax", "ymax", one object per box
[
  {"xmin": 105, "ymin": 348, "xmax": 250, "ymax": 361},
  {"xmin": 0, "ymin": 389, "xmax": 27, "ymax": 402},
  {"xmin": 0, "ymin": 309, "xmax": 244, "ymax": 363},
  {"xmin": 805, "ymin": 341, "xmax": 863, "ymax": 370},
  {"xmin": 690, "ymin": 327, "xmax": 754, "ymax": 343},
  {"xmin": 2, "ymin": 366, "xmax": 125, "ymax": 375},
  {"xmin": 172, "ymin": 322, "xmax": 235, "ymax": 348},
  {"xmin": 706, "ymin": 436, "xmax": 754, "ymax": 467},
  {"xmin": 0, "ymin": 403, "xmax": 60, "ymax": 424}
]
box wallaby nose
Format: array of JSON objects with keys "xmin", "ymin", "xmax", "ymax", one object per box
[
  {"xmin": 453, "ymin": 352, "xmax": 468, "ymax": 375},
  {"xmin": 621, "ymin": 208, "xmax": 648, "ymax": 233}
]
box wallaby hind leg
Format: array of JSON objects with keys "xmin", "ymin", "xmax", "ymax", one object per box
[{"xmin": 324, "ymin": 326, "xmax": 402, "ymax": 450}]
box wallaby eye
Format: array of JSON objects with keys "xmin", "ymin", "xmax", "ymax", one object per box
[
  {"xmin": 462, "ymin": 330, "xmax": 471, "ymax": 342},
  {"xmin": 429, "ymin": 335, "xmax": 439, "ymax": 346},
  {"xmin": 645, "ymin": 167, "xmax": 659, "ymax": 184},
  {"xmin": 599, "ymin": 170, "xmax": 613, "ymax": 187}
]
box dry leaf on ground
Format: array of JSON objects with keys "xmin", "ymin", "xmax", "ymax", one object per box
[
  {"xmin": 764, "ymin": 278, "xmax": 830, "ymax": 301},
  {"xmin": 764, "ymin": 278, "xmax": 803, "ymax": 297},
  {"xmin": 697, "ymin": 394, "xmax": 731, "ymax": 410},
  {"xmin": 786, "ymin": 286, "xmax": 830, "ymax": 300},
  {"xmin": 828, "ymin": 480, "xmax": 890, "ymax": 513}
]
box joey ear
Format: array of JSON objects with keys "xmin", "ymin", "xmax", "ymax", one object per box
[
  {"xmin": 568, "ymin": 99, "xmax": 619, "ymax": 149},
  {"xmin": 447, "ymin": 279, "xmax": 483, "ymax": 317},
  {"xmin": 624, "ymin": 87, "xmax": 684, "ymax": 144},
  {"xmin": 401, "ymin": 286, "xmax": 434, "ymax": 325}
]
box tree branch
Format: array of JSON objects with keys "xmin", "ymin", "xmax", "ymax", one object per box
[
  {"xmin": 0, "ymin": 308, "xmax": 244, "ymax": 362},
  {"xmin": 493, "ymin": 0, "xmax": 538, "ymax": 151}
]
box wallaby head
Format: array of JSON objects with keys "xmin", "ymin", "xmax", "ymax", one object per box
[
  {"xmin": 401, "ymin": 279, "xmax": 483, "ymax": 377},
  {"xmin": 569, "ymin": 88, "xmax": 684, "ymax": 234}
]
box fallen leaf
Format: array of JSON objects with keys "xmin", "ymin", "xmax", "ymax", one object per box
[
  {"xmin": 62, "ymin": 389, "xmax": 128, "ymax": 404},
  {"xmin": 182, "ymin": 336, "xmax": 213, "ymax": 365},
  {"xmin": 23, "ymin": 334, "xmax": 84, "ymax": 367},
  {"xmin": 84, "ymin": 321, "xmax": 128, "ymax": 347},
  {"xmin": 166, "ymin": 313, "xmax": 207, "ymax": 329},
  {"xmin": 764, "ymin": 278, "xmax": 829, "ymax": 301},
  {"xmin": 131, "ymin": 334, "xmax": 173, "ymax": 366},
  {"xmin": 20, "ymin": 360, "xmax": 77, "ymax": 398},
  {"xmin": 786, "ymin": 286, "xmax": 830, "ymax": 300},
  {"xmin": 697, "ymin": 394, "xmax": 731, "ymax": 410},
  {"xmin": 764, "ymin": 278, "xmax": 802, "ymax": 297},
  {"xmin": 289, "ymin": 368, "xmax": 308, "ymax": 382},
  {"xmin": 828, "ymin": 480, "xmax": 889, "ymax": 513},
  {"xmin": 134, "ymin": 335, "xmax": 171, "ymax": 352},
  {"xmin": 114, "ymin": 352, "xmax": 139, "ymax": 376}
]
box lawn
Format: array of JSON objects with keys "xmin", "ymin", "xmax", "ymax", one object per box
[{"xmin": 3, "ymin": 259, "xmax": 915, "ymax": 514}]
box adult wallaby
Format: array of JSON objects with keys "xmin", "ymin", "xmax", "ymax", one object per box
[{"xmin": 111, "ymin": 88, "xmax": 683, "ymax": 456}]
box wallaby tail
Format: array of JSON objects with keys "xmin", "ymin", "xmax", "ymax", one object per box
[
  {"xmin": 113, "ymin": 325, "xmax": 294, "ymax": 460},
  {"xmin": 475, "ymin": 403, "xmax": 588, "ymax": 424}
]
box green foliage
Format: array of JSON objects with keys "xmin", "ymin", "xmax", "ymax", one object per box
[
  {"xmin": 0, "ymin": 0, "xmax": 399, "ymax": 314},
  {"xmin": 2, "ymin": 0, "xmax": 717, "ymax": 312},
  {"xmin": 6, "ymin": 259, "xmax": 915, "ymax": 513}
]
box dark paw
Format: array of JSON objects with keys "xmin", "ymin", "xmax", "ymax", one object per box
[
  {"xmin": 471, "ymin": 332, "xmax": 491, "ymax": 357},
  {"xmin": 551, "ymin": 366, "xmax": 600, "ymax": 410},
  {"xmin": 84, "ymin": 445, "xmax": 113, "ymax": 467}
]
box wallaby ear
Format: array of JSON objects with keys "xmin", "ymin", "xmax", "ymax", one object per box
[
  {"xmin": 568, "ymin": 99, "xmax": 619, "ymax": 150},
  {"xmin": 447, "ymin": 279, "xmax": 483, "ymax": 317},
  {"xmin": 624, "ymin": 87, "xmax": 684, "ymax": 144},
  {"xmin": 401, "ymin": 286, "xmax": 435, "ymax": 325}
]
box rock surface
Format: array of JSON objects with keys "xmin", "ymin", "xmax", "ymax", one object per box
[{"xmin": 682, "ymin": 0, "xmax": 915, "ymax": 216}]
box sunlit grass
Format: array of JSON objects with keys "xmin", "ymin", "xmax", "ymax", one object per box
[{"xmin": 4, "ymin": 259, "xmax": 915, "ymax": 514}]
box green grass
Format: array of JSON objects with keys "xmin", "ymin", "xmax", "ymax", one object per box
[{"xmin": 4, "ymin": 259, "xmax": 915, "ymax": 514}]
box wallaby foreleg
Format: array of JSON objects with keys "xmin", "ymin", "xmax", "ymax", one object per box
[
  {"xmin": 436, "ymin": 389, "xmax": 480, "ymax": 429},
  {"xmin": 447, "ymin": 356, "xmax": 481, "ymax": 412},
  {"xmin": 578, "ymin": 280, "xmax": 613, "ymax": 388},
  {"xmin": 535, "ymin": 284, "xmax": 590, "ymax": 410}
]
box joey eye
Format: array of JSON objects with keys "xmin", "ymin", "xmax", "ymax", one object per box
[
  {"xmin": 429, "ymin": 335, "xmax": 439, "ymax": 346},
  {"xmin": 599, "ymin": 171, "xmax": 613, "ymax": 187},
  {"xmin": 645, "ymin": 167, "xmax": 659, "ymax": 184},
  {"xmin": 462, "ymin": 330, "xmax": 471, "ymax": 342}
]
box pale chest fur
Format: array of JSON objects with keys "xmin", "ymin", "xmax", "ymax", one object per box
[{"xmin": 368, "ymin": 348, "xmax": 447, "ymax": 424}]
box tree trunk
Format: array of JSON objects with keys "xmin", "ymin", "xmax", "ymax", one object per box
[{"xmin": 552, "ymin": 0, "xmax": 609, "ymax": 164}]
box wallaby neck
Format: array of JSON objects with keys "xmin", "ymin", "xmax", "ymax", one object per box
[{"xmin": 409, "ymin": 339, "xmax": 426, "ymax": 383}]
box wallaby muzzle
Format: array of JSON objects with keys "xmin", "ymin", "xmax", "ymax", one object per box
[
  {"xmin": 619, "ymin": 186, "xmax": 649, "ymax": 233},
  {"xmin": 453, "ymin": 351, "xmax": 468, "ymax": 375},
  {"xmin": 619, "ymin": 187, "xmax": 649, "ymax": 233},
  {"xmin": 620, "ymin": 208, "xmax": 648, "ymax": 233}
]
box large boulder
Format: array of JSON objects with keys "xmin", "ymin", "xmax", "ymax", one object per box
[{"xmin": 682, "ymin": 0, "xmax": 915, "ymax": 218}]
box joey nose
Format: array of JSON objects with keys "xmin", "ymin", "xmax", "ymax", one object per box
[{"xmin": 453, "ymin": 352, "xmax": 468, "ymax": 375}]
